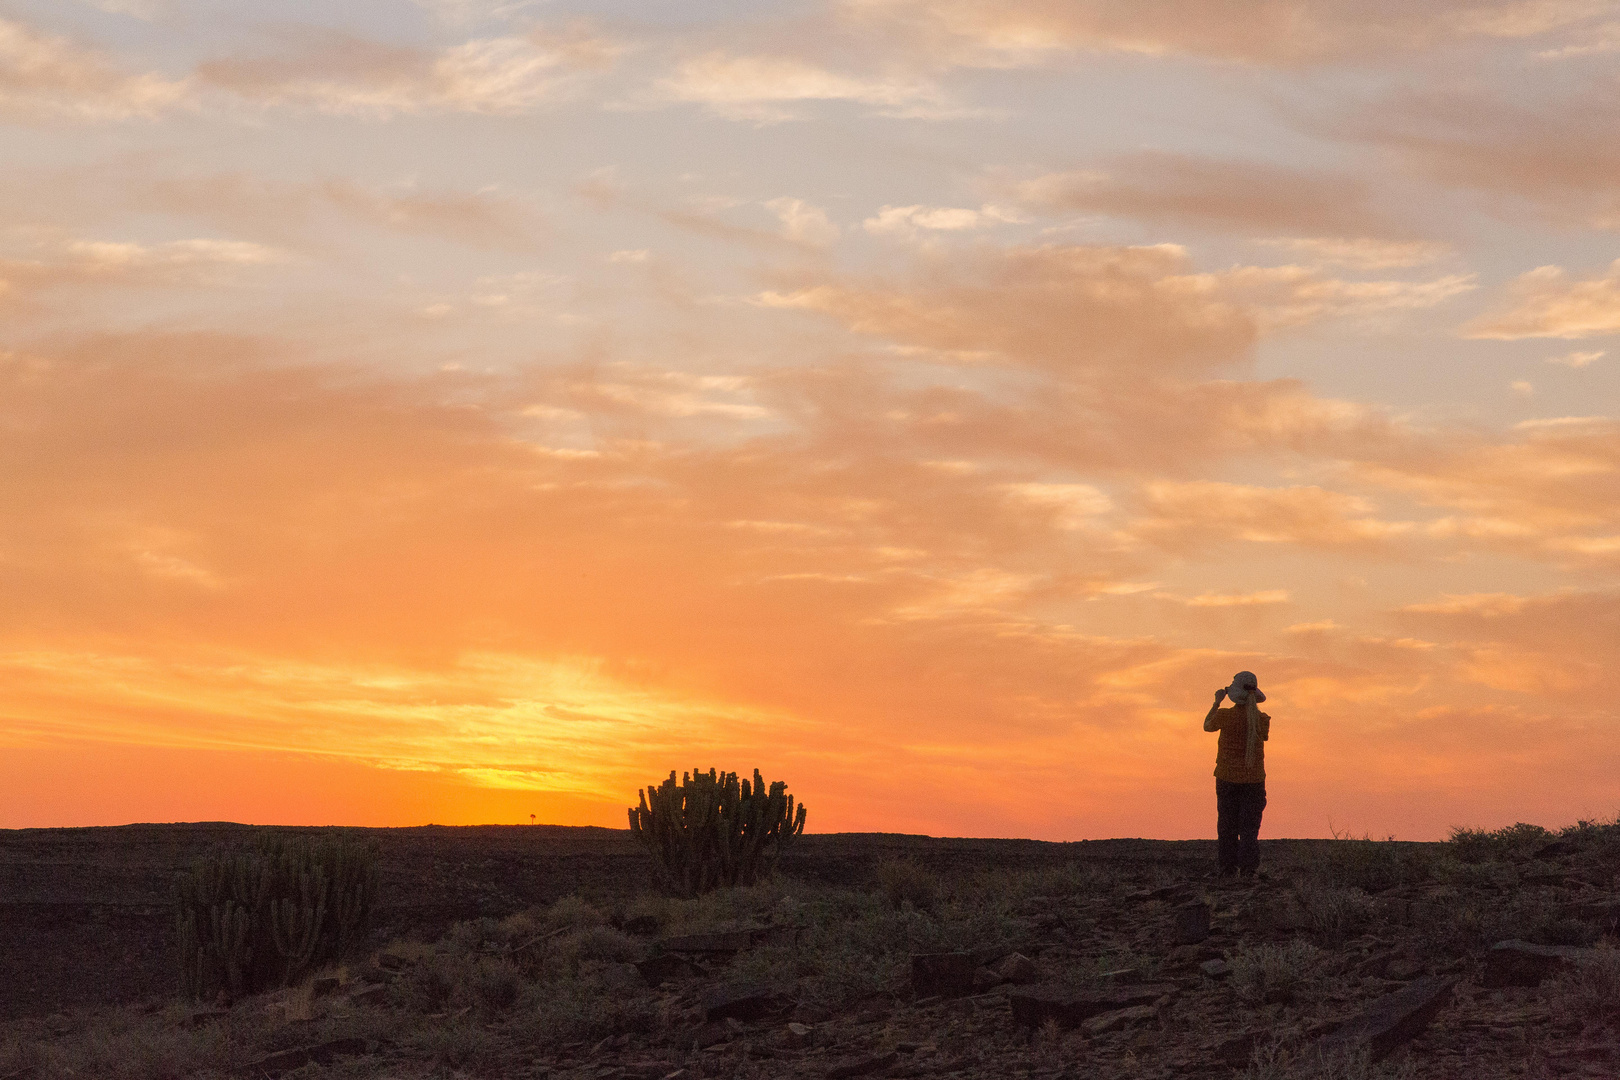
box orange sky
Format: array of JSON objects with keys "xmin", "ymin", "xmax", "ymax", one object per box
[{"xmin": 1, "ymin": 1, "xmax": 1618, "ymax": 839}]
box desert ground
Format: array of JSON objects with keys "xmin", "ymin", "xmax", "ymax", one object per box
[{"xmin": 1, "ymin": 821, "xmax": 1617, "ymax": 1079}]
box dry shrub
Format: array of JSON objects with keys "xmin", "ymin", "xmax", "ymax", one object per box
[
  {"xmin": 1320, "ymin": 837, "xmax": 1423, "ymax": 892},
  {"xmin": 1547, "ymin": 946, "xmax": 1620, "ymax": 1027},
  {"xmin": 404, "ymin": 1017, "xmax": 505, "ymax": 1075},
  {"xmin": 874, "ymin": 858, "xmax": 939, "ymax": 912},
  {"xmin": 1293, "ymin": 878, "xmax": 1372, "ymax": 942},
  {"xmin": 1230, "ymin": 940, "xmax": 1323, "ymax": 1005},
  {"xmin": 1244, "ymin": 1038, "xmax": 1416, "ymax": 1080},
  {"xmin": 1447, "ymin": 822, "xmax": 1551, "ymax": 863}
]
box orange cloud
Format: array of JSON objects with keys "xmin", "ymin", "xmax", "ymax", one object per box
[
  {"xmin": 194, "ymin": 25, "xmax": 618, "ymax": 116},
  {"xmin": 1466, "ymin": 261, "xmax": 1620, "ymax": 339},
  {"xmin": 837, "ymin": 0, "xmax": 1619, "ymax": 67},
  {"xmin": 0, "ymin": 16, "xmax": 190, "ymax": 119}
]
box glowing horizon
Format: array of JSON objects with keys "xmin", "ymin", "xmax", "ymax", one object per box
[{"xmin": 2, "ymin": 0, "xmax": 1618, "ymax": 840}]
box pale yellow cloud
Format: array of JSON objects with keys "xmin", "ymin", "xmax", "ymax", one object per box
[{"xmin": 656, "ymin": 52, "xmax": 955, "ymax": 122}]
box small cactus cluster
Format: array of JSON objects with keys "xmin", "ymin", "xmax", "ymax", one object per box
[
  {"xmin": 628, "ymin": 768, "xmax": 807, "ymax": 898},
  {"xmin": 174, "ymin": 832, "xmax": 379, "ymax": 1000}
]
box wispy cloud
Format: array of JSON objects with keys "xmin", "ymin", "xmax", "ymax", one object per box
[
  {"xmin": 1466, "ymin": 260, "xmax": 1620, "ymax": 339},
  {"xmin": 655, "ymin": 52, "xmax": 960, "ymax": 122}
]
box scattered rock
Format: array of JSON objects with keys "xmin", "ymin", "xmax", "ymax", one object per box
[
  {"xmin": 1316, "ymin": 976, "xmax": 1455, "ymax": 1062},
  {"xmin": 702, "ymin": 981, "xmax": 785, "ymax": 1022},
  {"xmin": 186, "ymin": 1006, "xmax": 231, "ymax": 1028},
  {"xmin": 691, "ymin": 1021, "xmax": 733, "ymax": 1049},
  {"xmin": 1209, "ymin": 1030, "xmax": 1261, "ymax": 1066},
  {"xmin": 636, "ymin": 953, "xmax": 706, "ymax": 988},
  {"xmin": 1198, "ymin": 959, "xmax": 1229, "ymax": 979},
  {"xmin": 751, "ymin": 925, "xmax": 801, "ymax": 948},
  {"xmin": 662, "ymin": 930, "xmax": 755, "ymax": 955},
  {"xmin": 1007, "ymin": 983, "xmax": 1177, "ymax": 1029},
  {"xmin": 310, "ymin": 976, "xmax": 340, "ymax": 999},
  {"xmin": 1385, "ymin": 958, "xmax": 1424, "ymax": 981},
  {"xmin": 997, "ymin": 952, "xmax": 1040, "ymax": 984},
  {"xmin": 1484, "ymin": 940, "xmax": 1600, "ymax": 988},
  {"xmin": 911, "ymin": 952, "xmax": 977, "ymax": 998},
  {"xmin": 971, "ymin": 965, "xmax": 1004, "ymax": 991},
  {"xmin": 245, "ymin": 1037, "xmax": 369, "ymax": 1076},
  {"xmin": 1174, "ymin": 901, "xmax": 1211, "ymax": 945},
  {"xmin": 1566, "ymin": 899, "xmax": 1620, "ymax": 936},
  {"xmin": 1082, "ymin": 1004, "xmax": 1158, "ymax": 1037},
  {"xmin": 375, "ymin": 952, "xmax": 408, "ymax": 971},
  {"xmin": 622, "ymin": 914, "xmax": 660, "ymax": 936},
  {"xmin": 347, "ymin": 983, "xmax": 387, "ymax": 1005},
  {"xmin": 825, "ymin": 1050, "xmax": 899, "ymax": 1079},
  {"xmin": 784, "ymin": 1022, "xmax": 812, "ymax": 1046}
]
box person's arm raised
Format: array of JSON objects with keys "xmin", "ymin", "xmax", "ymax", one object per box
[{"xmin": 1204, "ymin": 689, "xmax": 1226, "ymax": 731}]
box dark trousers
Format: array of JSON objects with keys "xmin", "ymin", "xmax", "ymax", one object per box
[{"xmin": 1216, "ymin": 780, "xmax": 1266, "ymax": 875}]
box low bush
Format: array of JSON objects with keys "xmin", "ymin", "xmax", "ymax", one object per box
[
  {"xmin": 1547, "ymin": 946, "xmax": 1620, "ymax": 1027},
  {"xmin": 1229, "ymin": 940, "xmax": 1323, "ymax": 1005},
  {"xmin": 874, "ymin": 857, "xmax": 939, "ymax": 912},
  {"xmin": 1293, "ymin": 878, "xmax": 1372, "ymax": 942},
  {"xmin": 1245, "ymin": 1039, "xmax": 1416, "ymax": 1080},
  {"xmin": 1447, "ymin": 822, "xmax": 1551, "ymax": 863},
  {"xmin": 1319, "ymin": 837, "xmax": 1425, "ymax": 892}
]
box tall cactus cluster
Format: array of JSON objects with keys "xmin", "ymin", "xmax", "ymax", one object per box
[
  {"xmin": 627, "ymin": 768, "xmax": 807, "ymax": 898},
  {"xmin": 174, "ymin": 832, "xmax": 379, "ymax": 1001}
]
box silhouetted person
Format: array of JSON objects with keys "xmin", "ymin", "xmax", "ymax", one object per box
[{"xmin": 1204, "ymin": 671, "xmax": 1270, "ymax": 878}]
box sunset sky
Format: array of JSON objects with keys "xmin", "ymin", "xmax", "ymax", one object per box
[{"xmin": 2, "ymin": 1, "xmax": 1618, "ymax": 840}]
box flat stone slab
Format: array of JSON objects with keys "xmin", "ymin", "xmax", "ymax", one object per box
[
  {"xmin": 702, "ymin": 981, "xmax": 786, "ymax": 1022},
  {"xmin": 1174, "ymin": 901, "xmax": 1211, "ymax": 945},
  {"xmin": 1317, "ymin": 976, "xmax": 1455, "ymax": 1062},
  {"xmin": 247, "ymin": 1037, "xmax": 369, "ymax": 1077},
  {"xmin": 1081, "ymin": 1003, "xmax": 1158, "ymax": 1037},
  {"xmin": 637, "ymin": 953, "xmax": 706, "ymax": 988},
  {"xmin": 1484, "ymin": 940, "xmax": 1601, "ymax": 988},
  {"xmin": 1008, "ymin": 983, "xmax": 1176, "ymax": 1029},
  {"xmin": 825, "ymin": 1050, "xmax": 898, "ymax": 1079},
  {"xmin": 912, "ymin": 952, "xmax": 977, "ymax": 998}
]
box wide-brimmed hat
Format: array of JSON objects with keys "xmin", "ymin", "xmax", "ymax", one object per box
[{"xmin": 1226, "ymin": 671, "xmax": 1265, "ymax": 705}]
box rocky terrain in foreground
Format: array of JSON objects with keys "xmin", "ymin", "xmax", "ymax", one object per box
[{"xmin": 2, "ymin": 822, "xmax": 1617, "ymax": 1078}]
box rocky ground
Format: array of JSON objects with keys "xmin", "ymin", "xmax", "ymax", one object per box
[{"xmin": 1, "ymin": 821, "xmax": 1617, "ymax": 1079}]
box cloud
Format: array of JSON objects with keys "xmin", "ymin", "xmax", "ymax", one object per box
[
  {"xmin": 1350, "ymin": 87, "xmax": 1620, "ymax": 229},
  {"xmin": 137, "ymin": 173, "xmax": 547, "ymax": 252},
  {"xmin": 0, "ymin": 15, "xmax": 191, "ymax": 119},
  {"xmin": 838, "ymin": 0, "xmax": 1620, "ymax": 67},
  {"xmin": 656, "ymin": 52, "xmax": 957, "ymax": 122},
  {"xmin": 1255, "ymin": 237, "xmax": 1452, "ymax": 270},
  {"xmin": 195, "ymin": 25, "xmax": 617, "ymax": 116},
  {"xmin": 1466, "ymin": 261, "xmax": 1620, "ymax": 339},
  {"xmin": 765, "ymin": 198, "xmax": 841, "ymax": 246},
  {"xmin": 1175, "ymin": 589, "xmax": 1290, "ymax": 607},
  {"xmin": 863, "ymin": 203, "xmax": 1026, "ymax": 237},
  {"xmin": 1547, "ymin": 349, "xmax": 1604, "ymax": 366},
  {"xmin": 757, "ymin": 242, "xmax": 1259, "ymax": 374},
  {"xmin": 0, "ymin": 235, "xmax": 288, "ymax": 306},
  {"xmin": 1133, "ymin": 481, "xmax": 1414, "ymax": 552},
  {"xmin": 1016, "ymin": 152, "xmax": 1402, "ymax": 238}
]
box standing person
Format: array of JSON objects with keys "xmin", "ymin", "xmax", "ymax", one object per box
[{"xmin": 1204, "ymin": 671, "xmax": 1270, "ymax": 879}]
